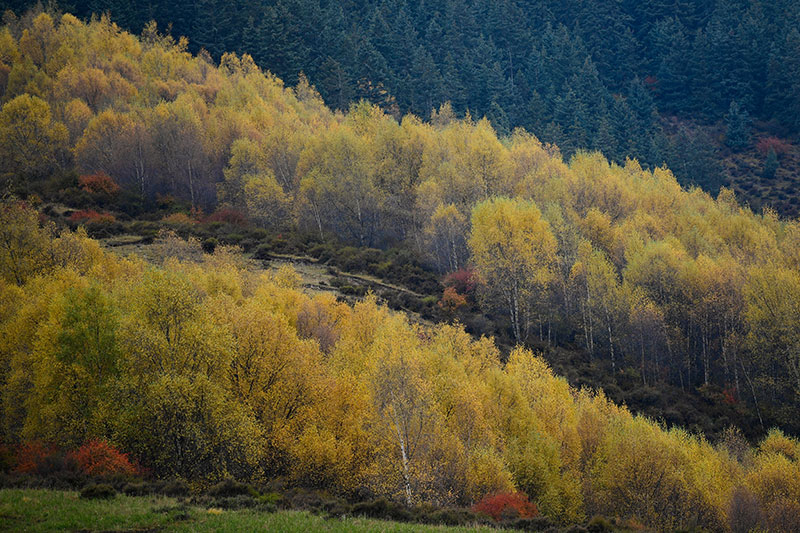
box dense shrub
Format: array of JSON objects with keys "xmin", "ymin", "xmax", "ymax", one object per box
[
  {"xmin": 80, "ymin": 483, "xmax": 117, "ymax": 499},
  {"xmin": 472, "ymin": 492, "xmax": 538, "ymax": 522},
  {"xmin": 122, "ymin": 482, "xmax": 152, "ymax": 496},
  {"xmin": 585, "ymin": 515, "xmax": 614, "ymax": 532},
  {"xmin": 439, "ymin": 286, "xmax": 467, "ymax": 313},
  {"xmin": 201, "ymin": 237, "xmax": 218, "ymax": 253},
  {"xmin": 443, "ymin": 268, "xmax": 477, "ymax": 296},
  {"xmin": 505, "ymin": 516, "xmax": 554, "ymax": 531},
  {"xmin": 12, "ymin": 442, "xmax": 59, "ymax": 475},
  {"xmin": 351, "ymin": 498, "xmax": 413, "ymax": 522},
  {"xmin": 756, "ymin": 137, "xmax": 791, "ymax": 157},
  {"xmin": 0, "ymin": 445, "xmax": 15, "ymax": 473},
  {"xmin": 78, "ymin": 172, "xmax": 120, "ymax": 195},
  {"xmin": 67, "ymin": 440, "xmax": 138, "ymax": 478},
  {"xmin": 206, "ymin": 478, "xmax": 257, "ymax": 498},
  {"xmin": 68, "ymin": 209, "xmax": 116, "ymax": 224},
  {"xmin": 204, "ymin": 208, "xmax": 247, "ymax": 226},
  {"xmin": 159, "ymin": 479, "xmax": 190, "ymax": 497}
]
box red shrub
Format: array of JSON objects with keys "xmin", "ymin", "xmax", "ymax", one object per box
[
  {"xmin": 472, "ymin": 492, "xmax": 539, "ymax": 521},
  {"xmin": 756, "ymin": 137, "xmax": 792, "ymax": 157},
  {"xmin": 443, "ymin": 267, "xmax": 478, "ymax": 296},
  {"xmin": 439, "ymin": 286, "xmax": 467, "ymax": 313},
  {"xmin": 68, "ymin": 439, "xmax": 138, "ymax": 478},
  {"xmin": 204, "ymin": 207, "xmax": 247, "ymax": 226},
  {"xmin": 13, "ymin": 442, "xmax": 58, "ymax": 474},
  {"xmin": 78, "ymin": 172, "xmax": 121, "ymax": 195},
  {"xmin": 68, "ymin": 209, "xmax": 116, "ymax": 224}
]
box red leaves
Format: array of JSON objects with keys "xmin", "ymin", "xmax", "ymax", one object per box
[
  {"xmin": 439, "ymin": 286, "xmax": 467, "ymax": 313},
  {"xmin": 78, "ymin": 172, "xmax": 121, "ymax": 195},
  {"xmin": 756, "ymin": 137, "xmax": 791, "ymax": 157},
  {"xmin": 443, "ymin": 267, "xmax": 477, "ymax": 296},
  {"xmin": 472, "ymin": 492, "xmax": 539, "ymax": 521},
  {"xmin": 68, "ymin": 209, "xmax": 116, "ymax": 223},
  {"xmin": 204, "ymin": 207, "xmax": 247, "ymax": 226},
  {"xmin": 12, "ymin": 442, "xmax": 58, "ymax": 474},
  {"xmin": 7, "ymin": 440, "xmax": 138, "ymax": 478},
  {"xmin": 67, "ymin": 439, "xmax": 138, "ymax": 477}
]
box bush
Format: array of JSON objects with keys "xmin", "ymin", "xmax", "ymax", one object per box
[
  {"xmin": 426, "ymin": 507, "xmax": 480, "ymax": 526},
  {"xmin": 159, "ymin": 479, "xmax": 190, "ymax": 497},
  {"xmin": 162, "ymin": 212, "xmax": 196, "ymax": 225},
  {"xmin": 12, "ymin": 442, "xmax": 59, "ymax": 475},
  {"xmin": 351, "ymin": 497, "xmax": 412, "ymax": 522},
  {"xmin": 68, "ymin": 209, "xmax": 116, "ymax": 224},
  {"xmin": 0, "ymin": 445, "xmax": 14, "ymax": 473},
  {"xmin": 443, "ymin": 268, "xmax": 477, "ymax": 296},
  {"xmin": 439, "ymin": 286, "xmax": 467, "ymax": 313},
  {"xmin": 68, "ymin": 440, "xmax": 138, "ymax": 478},
  {"xmin": 80, "ymin": 483, "xmax": 117, "ymax": 499},
  {"xmin": 506, "ymin": 516, "xmax": 553, "ymax": 531},
  {"xmin": 756, "ymin": 137, "xmax": 791, "ymax": 157},
  {"xmin": 123, "ymin": 482, "xmax": 152, "ymax": 496},
  {"xmin": 767, "ymin": 498, "xmax": 800, "ymax": 532},
  {"xmin": 472, "ymin": 492, "xmax": 538, "ymax": 522},
  {"xmin": 586, "ymin": 515, "xmax": 614, "ymax": 532},
  {"xmin": 201, "ymin": 237, "xmax": 218, "ymax": 253},
  {"xmin": 204, "ymin": 208, "xmax": 247, "ymax": 226},
  {"xmin": 78, "ymin": 172, "xmax": 120, "ymax": 196},
  {"xmin": 206, "ymin": 478, "xmax": 257, "ymax": 498}
]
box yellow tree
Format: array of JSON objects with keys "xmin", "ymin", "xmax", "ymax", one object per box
[
  {"xmin": 424, "ymin": 203, "xmax": 468, "ymax": 274},
  {"xmin": 570, "ymin": 241, "xmax": 623, "ymax": 369},
  {"xmin": 0, "ymin": 199, "xmax": 55, "ymax": 286},
  {"xmin": 0, "ymin": 94, "xmax": 68, "ymax": 180},
  {"xmin": 297, "ymin": 125, "xmax": 383, "ymax": 246},
  {"xmin": 75, "ymin": 108, "xmax": 153, "ymax": 195},
  {"xmin": 469, "ymin": 197, "xmax": 557, "ymax": 343},
  {"xmin": 744, "ymin": 265, "xmax": 800, "ymax": 407}
]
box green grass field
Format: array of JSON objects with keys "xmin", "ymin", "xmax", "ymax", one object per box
[{"xmin": 0, "ymin": 489, "xmax": 510, "ymax": 532}]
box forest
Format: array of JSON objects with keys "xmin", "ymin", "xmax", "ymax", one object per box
[
  {"xmin": 4, "ymin": 0, "xmax": 800, "ymax": 200},
  {"xmin": 2, "ymin": 6, "xmax": 800, "ymax": 532}
]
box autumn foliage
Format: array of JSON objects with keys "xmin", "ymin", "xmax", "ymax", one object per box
[
  {"xmin": 12, "ymin": 442, "xmax": 58, "ymax": 475},
  {"xmin": 756, "ymin": 137, "xmax": 791, "ymax": 157},
  {"xmin": 78, "ymin": 172, "xmax": 120, "ymax": 195},
  {"xmin": 68, "ymin": 440, "xmax": 138, "ymax": 478},
  {"xmin": 4, "ymin": 12, "xmax": 800, "ymax": 531},
  {"xmin": 68, "ymin": 209, "xmax": 116, "ymax": 224},
  {"xmin": 472, "ymin": 492, "xmax": 539, "ymax": 521}
]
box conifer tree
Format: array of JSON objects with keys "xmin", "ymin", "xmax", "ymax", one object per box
[{"xmin": 725, "ymin": 100, "xmax": 751, "ymax": 152}]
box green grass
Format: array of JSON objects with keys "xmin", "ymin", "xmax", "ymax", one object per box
[{"xmin": 0, "ymin": 489, "xmax": 508, "ymax": 532}]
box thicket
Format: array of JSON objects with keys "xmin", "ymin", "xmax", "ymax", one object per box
[{"xmin": 2, "ymin": 200, "xmax": 800, "ymax": 532}]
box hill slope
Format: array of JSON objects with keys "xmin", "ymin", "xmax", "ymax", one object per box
[{"xmin": 3, "ymin": 12, "xmax": 800, "ymax": 530}]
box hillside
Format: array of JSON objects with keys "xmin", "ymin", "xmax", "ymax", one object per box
[
  {"xmin": 3, "ymin": 10, "xmax": 800, "ymax": 531},
  {"xmin": 4, "ymin": 0, "xmax": 799, "ymax": 202}
]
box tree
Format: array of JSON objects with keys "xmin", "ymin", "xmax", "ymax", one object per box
[
  {"xmin": 297, "ymin": 124, "xmax": 383, "ymax": 246},
  {"xmin": 0, "ymin": 94, "xmax": 67, "ymax": 182},
  {"xmin": 469, "ymin": 197, "xmax": 557, "ymax": 343},
  {"xmin": 0, "ymin": 199, "xmax": 55, "ymax": 285},
  {"xmin": 424, "ymin": 203, "xmax": 468, "ymax": 274},
  {"xmin": 725, "ymin": 100, "xmax": 751, "ymax": 151},
  {"xmin": 75, "ymin": 109, "xmax": 152, "ymax": 196}
]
